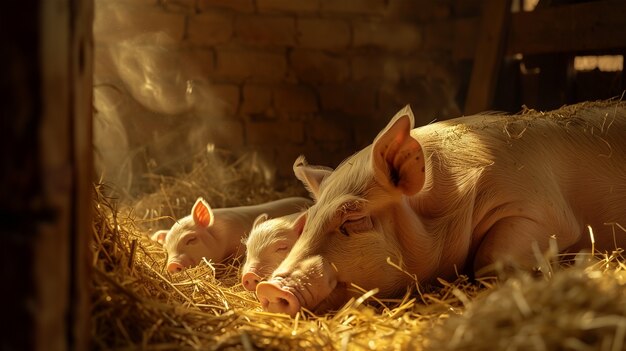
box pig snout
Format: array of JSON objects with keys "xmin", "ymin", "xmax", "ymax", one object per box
[
  {"xmin": 242, "ymin": 271, "xmax": 262, "ymax": 291},
  {"xmin": 255, "ymin": 256, "xmax": 338, "ymax": 316},
  {"xmin": 167, "ymin": 261, "xmax": 184, "ymax": 273},
  {"xmin": 256, "ymin": 280, "xmax": 301, "ymax": 316}
]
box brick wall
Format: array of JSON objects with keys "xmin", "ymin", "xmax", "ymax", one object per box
[{"xmin": 95, "ymin": 0, "xmax": 472, "ymax": 188}]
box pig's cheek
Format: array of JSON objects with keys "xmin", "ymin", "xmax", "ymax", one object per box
[
  {"xmin": 175, "ymin": 254, "xmax": 196, "ymax": 267},
  {"xmin": 312, "ymin": 282, "xmax": 351, "ymax": 314}
]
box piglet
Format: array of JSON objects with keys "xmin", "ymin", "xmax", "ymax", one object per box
[
  {"xmin": 151, "ymin": 197, "xmax": 312, "ymax": 273},
  {"xmin": 240, "ymin": 211, "xmax": 306, "ymax": 291}
]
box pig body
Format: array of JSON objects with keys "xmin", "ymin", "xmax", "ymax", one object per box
[
  {"xmin": 241, "ymin": 211, "xmax": 306, "ymax": 291},
  {"xmin": 151, "ymin": 197, "xmax": 312, "ymax": 272},
  {"xmin": 256, "ymin": 102, "xmax": 626, "ymax": 316}
]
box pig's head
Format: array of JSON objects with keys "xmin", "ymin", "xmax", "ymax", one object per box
[
  {"xmin": 241, "ymin": 212, "xmax": 306, "ymax": 291},
  {"xmin": 256, "ymin": 105, "xmax": 431, "ymax": 316},
  {"xmin": 151, "ymin": 197, "xmax": 225, "ymax": 273}
]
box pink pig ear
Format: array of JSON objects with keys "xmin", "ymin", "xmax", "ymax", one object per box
[
  {"xmin": 293, "ymin": 155, "xmax": 333, "ymax": 199},
  {"xmin": 150, "ymin": 230, "xmax": 168, "ymax": 245},
  {"xmin": 371, "ymin": 105, "xmax": 425, "ymax": 196},
  {"xmin": 192, "ymin": 197, "xmax": 214, "ymax": 228}
]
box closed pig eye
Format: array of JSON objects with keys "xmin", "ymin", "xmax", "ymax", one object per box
[
  {"xmin": 185, "ymin": 236, "xmax": 198, "ymax": 246},
  {"xmin": 339, "ymin": 216, "xmax": 373, "ymax": 236},
  {"xmin": 275, "ymin": 244, "xmax": 289, "ymax": 253}
]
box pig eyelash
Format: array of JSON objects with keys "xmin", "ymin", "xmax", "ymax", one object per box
[
  {"xmin": 185, "ymin": 236, "xmax": 198, "ymax": 246},
  {"xmin": 339, "ymin": 201, "xmax": 362, "ymax": 214},
  {"xmin": 340, "ymin": 216, "xmax": 373, "ymax": 235}
]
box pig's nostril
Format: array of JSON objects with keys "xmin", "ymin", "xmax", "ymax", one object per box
[
  {"xmin": 256, "ymin": 281, "xmax": 300, "ymax": 316},
  {"xmin": 167, "ymin": 262, "xmax": 184, "ymax": 273},
  {"xmin": 242, "ymin": 272, "xmax": 262, "ymax": 291}
]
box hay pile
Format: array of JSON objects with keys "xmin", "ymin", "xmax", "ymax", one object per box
[{"xmin": 92, "ymin": 148, "xmax": 626, "ymax": 350}]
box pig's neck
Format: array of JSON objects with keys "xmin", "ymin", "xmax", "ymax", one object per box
[
  {"xmin": 399, "ymin": 170, "xmax": 481, "ymax": 282},
  {"xmin": 390, "ymin": 197, "xmax": 446, "ymax": 282}
]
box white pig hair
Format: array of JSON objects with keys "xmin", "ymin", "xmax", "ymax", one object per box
[{"xmin": 245, "ymin": 217, "xmax": 292, "ymax": 255}]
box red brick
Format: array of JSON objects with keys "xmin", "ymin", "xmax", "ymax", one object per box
[
  {"xmin": 422, "ymin": 22, "xmax": 454, "ymax": 51},
  {"xmin": 298, "ymin": 143, "xmax": 354, "ymax": 169},
  {"xmin": 352, "ymin": 20, "xmax": 422, "ymax": 52},
  {"xmin": 297, "ymin": 18, "xmax": 350, "ymax": 50},
  {"xmin": 180, "ymin": 49, "xmax": 215, "ymax": 78},
  {"xmin": 95, "ymin": 5, "xmax": 186, "ymax": 42},
  {"xmin": 235, "ymin": 15, "xmax": 296, "ymax": 46},
  {"xmin": 258, "ymin": 0, "xmax": 320, "ymax": 13},
  {"xmin": 198, "ymin": 0, "xmax": 255, "ymax": 13},
  {"xmin": 242, "ymin": 84, "xmax": 273, "ymax": 115},
  {"xmin": 453, "ymin": 0, "xmax": 484, "ymax": 18},
  {"xmin": 187, "ymin": 12, "xmax": 234, "ymax": 45},
  {"xmin": 289, "ymin": 49, "xmax": 350, "ymax": 83},
  {"xmin": 272, "ymin": 85, "xmax": 318, "ymax": 114},
  {"xmin": 320, "ymin": 0, "xmax": 386, "ymax": 15},
  {"xmin": 215, "ymin": 48, "xmax": 287, "ymax": 82},
  {"xmin": 273, "ymin": 145, "xmax": 309, "ymax": 178},
  {"xmin": 354, "ymin": 121, "xmax": 385, "ymax": 148},
  {"xmin": 167, "ymin": 117, "xmax": 245, "ymax": 151},
  {"xmin": 183, "ymin": 80, "xmax": 231, "ymax": 117},
  {"xmin": 385, "ymin": 0, "xmax": 451, "ymax": 22},
  {"xmin": 163, "ymin": 0, "xmax": 197, "ymax": 14},
  {"xmin": 378, "ymin": 82, "xmax": 453, "ymax": 127},
  {"xmin": 272, "ymin": 142, "xmax": 353, "ymax": 178},
  {"xmin": 308, "ymin": 116, "xmax": 351, "ymax": 142},
  {"xmin": 352, "ymin": 56, "xmax": 401, "ymax": 82},
  {"xmin": 211, "ymin": 83, "xmax": 240, "ymax": 115},
  {"xmin": 272, "ymin": 143, "xmax": 354, "ymax": 180},
  {"xmin": 400, "ymin": 56, "xmax": 431, "ymax": 80},
  {"xmin": 209, "ymin": 119, "xmax": 246, "ymax": 147},
  {"xmin": 246, "ymin": 120, "xmax": 305, "ymax": 144},
  {"xmin": 319, "ymin": 84, "xmax": 377, "ymax": 115}
]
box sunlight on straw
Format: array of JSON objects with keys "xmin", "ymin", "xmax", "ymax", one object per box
[
  {"xmin": 588, "ymin": 225, "xmax": 596, "ymax": 254},
  {"xmin": 292, "ymin": 312, "xmax": 300, "ymax": 336}
]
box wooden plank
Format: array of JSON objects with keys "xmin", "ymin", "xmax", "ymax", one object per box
[
  {"xmin": 464, "ymin": 0, "xmax": 512, "ymax": 115},
  {"xmin": 1, "ymin": 1, "xmax": 48, "ymax": 350},
  {"xmin": 70, "ymin": 0, "xmax": 94, "ymax": 349},
  {"xmin": 454, "ymin": 0, "xmax": 626, "ymax": 60},
  {"xmin": 1, "ymin": 0, "xmax": 92, "ymax": 350},
  {"xmin": 508, "ymin": 0, "xmax": 626, "ymax": 56}
]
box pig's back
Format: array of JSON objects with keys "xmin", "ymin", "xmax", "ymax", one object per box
[
  {"xmin": 415, "ymin": 102, "xmax": 626, "ymax": 248},
  {"xmin": 220, "ymin": 197, "xmax": 312, "ymax": 224}
]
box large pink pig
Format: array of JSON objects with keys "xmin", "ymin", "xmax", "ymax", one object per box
[
  {"xmin": 241, "ymin": 211, "xmax": 306, "ymax": 291},
  {"xmin": 151, "ymin": 197, "xmax": 312, "ymax": 273},
  {"xmin": 256, "ymin": 102, "xmax": 626, "ymax": 316}
]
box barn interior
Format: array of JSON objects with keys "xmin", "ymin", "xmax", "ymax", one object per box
[{"xmin": 2, "ymin": 0, "xmax": 626, "ymax": 350}]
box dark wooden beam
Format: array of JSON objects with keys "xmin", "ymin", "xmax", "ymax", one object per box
[
  {"xmin": 464, "ymin": 0, "xmax": 512, "ymax": 115},
  {"xmin": 454, "ymin": 0, "xmax": 626, "ymax": 60},
  {"xmin": 1, "ymin": 0, "xmax": 93, "ymax": 350},
  {"xmin": 508, "ymin": 0, "xmax": 626, "ymax": 56}
]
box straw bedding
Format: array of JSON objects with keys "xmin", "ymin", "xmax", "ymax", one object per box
[{"xmin": 92, "ymin": 103, "xmax": 626, "ymax": 351}]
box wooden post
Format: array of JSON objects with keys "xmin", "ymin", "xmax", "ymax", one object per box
[
  {"xmin": 0, "ymin": 0, "xmax": 93, "ymax": 350},
  {"xmin": 464, "ymin": 0, "xmax": 513, "ymax": 115}
]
